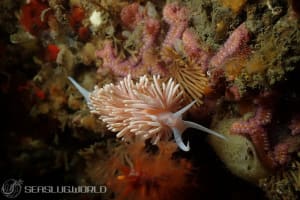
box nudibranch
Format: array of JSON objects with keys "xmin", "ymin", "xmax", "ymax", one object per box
[{"xmin": 68, "ymin": 75, "xmax": 226, "ymax": 151}]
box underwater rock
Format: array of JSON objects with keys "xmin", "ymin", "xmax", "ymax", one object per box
[{"xmin": 209, "ymin": 117, "xmax": 270, "ymax": 183}]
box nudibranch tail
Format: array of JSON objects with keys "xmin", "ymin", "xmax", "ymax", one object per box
[{"xmin": 68, "ymin": 77, "xmax": 91, "ymax": 103}]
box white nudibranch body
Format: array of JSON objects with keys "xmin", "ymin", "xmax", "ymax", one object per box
[{"xmin": 68, "ymin": 75, "xmax": 226, "ymax": 151}]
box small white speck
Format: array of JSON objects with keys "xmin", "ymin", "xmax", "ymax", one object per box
[{"xmin": 89, "ymin": 11, "xmax": 103, "ymax": 28}]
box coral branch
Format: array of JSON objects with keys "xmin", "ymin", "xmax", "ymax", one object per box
[
  {"xmin": 273, "ymin": 143, "xmax": 291, "ymax": 165},
  {"xmin": 120, "ymin": 3, "xmax": 143, "ymax": 30},
  {"xmin": 231, "ymin": 107, "xmax": 272, "ymax": 136},
  {"xmin": 182, "ymin": 29, "xmax": 211, "ymax": 71},
  {"xmin": 231, "ymin": 90, "xmax": 300, "ymax": 168},
  {"xmin": 230, "ymin": 92, "xmax": 276, "ymax": 169},
  {"xmin": 141, "ymin": 18, "xmax": 160, "ymax": 53},
  {"xmin": 209, "ymin": 23, "xmax": 250, "ymax": 68},
  {"xmin": 96, "ymin": 3, "xmax": 169, "ymax": 78},
  {"xmin": 162, "ymin": 3, "xmax": 189, "ymax": 49},
  {"xmin": 96, "ymin": 17, "xmax": 164, "ymax": 78},
  {"xmin": 96, "ymin": 2, "xmax": 214, "ymax": 80},
  {"xmin": 225, "ymin": 85, "xmax": 241, "ymax": 101}
]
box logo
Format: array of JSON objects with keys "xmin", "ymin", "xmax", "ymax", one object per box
[
  {"xmin": 1, "ymin": 179, "xmax": 23, "ymax": 198},
  {"xmin": 1, "ymin": 179, "xmax": 107, "ymax": 198}
]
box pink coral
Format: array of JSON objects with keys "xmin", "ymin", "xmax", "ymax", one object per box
[
  {"xmin": 230, "ymin": 106, "xmax": 272, "ymax": 151},
  {"xmin": 230, "ymin": 92, "xmax": 277, "ymax": 169},
  {"xmin": 182, "ymin": 29, "xmax": 200, "ymax": 57},
  {"xmin": 95, "ymin": 18, "xmax": 164, "ymax": 78},
  {"xmin": 96, "ymin": 2, "xmax": 252, "ymax": 94},
  {"xmin": 96, "ymin": 4, "xmax": 166, "ymax": 78},
  {"xmin": 225, "ymin": 85, "xmax": 241, "ymax": 101},
  {"xmin": 231, "ymin": 117, "xmax": 276, "ymax": 169},
  {"xmin": 140, "ymin": 19, "xmax": 161, "ymax": 54},
  {"xmin": 162, "ymin": 3, "xmax": 189, "ymax": 49},
  {"xmin": 229, "ymin": 90, "xmax": 300, "ymax": 168},
  {"xmin": 273, "ymin": 143, "xmax": 291, "ymax": 165},
  {"xmin": 207, "ymin": 23, "xmax": 250, "ymax": 87},
  {"xmin": 95, "ymin": 41, "xmax": 132, "ymax": 77},
  {"xmin": 95, "ymin": 3, "xmax": 192, "ymax": 78},
  {"xmin": 272, "ymin": 135, "xmax": 300, "ymax": 166},
  {"xmin": 96, "ymin": 3, "xmax": 211, "ymax": 78},
  {"xmin": 120, "ymin": 3, "xmax": 143, "ymax": 30},
  {"xmin": 182, "ymin": 29, "xmax": 211, "ymax": 71},
  {"xmin": 209, "ymin": 23, "xmax": 250, "ymax": 68},
  {"xmin": 230, "ymin": 91, "xmax": 300, "ymax": 168},
  {"xmin": 96, "ymin": 2, "xmax": 252, "ymax": 82}
]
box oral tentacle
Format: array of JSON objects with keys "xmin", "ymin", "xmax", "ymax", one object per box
[
  {"xmin": 68, "ymin": 77, "xmax": 91, "ymax": 104},
  {"xmin": 174, "ymin": 100, "xmax": 196, "ymax": 118},
  {"xmin": 184, "ymin": 121, "xmax": 227, "ymax": 140},
  {"xmin": 171, "ymin": 127, "xmax": 190, "ymax": 151}
]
